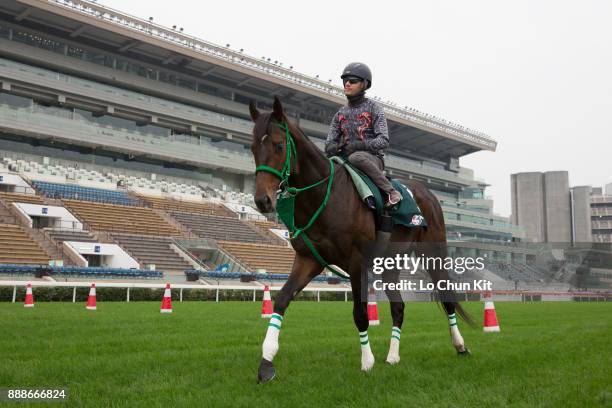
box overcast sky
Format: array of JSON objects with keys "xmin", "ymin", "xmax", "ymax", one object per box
[{"xmin": 102, "ymin": 0, "xmax": 611, "ymax": 217}]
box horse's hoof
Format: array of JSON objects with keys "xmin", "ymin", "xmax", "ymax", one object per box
[
  {"xmin": 257, "ymin": 358, "xmax": 276, "ymax": 383},
  {"xmin": 385, "ymin": 355, "xmax": 400, "ymax": 365},
  {"xmin": 457, "ymin": 347, "xmax": 471, "ymax": 356}
]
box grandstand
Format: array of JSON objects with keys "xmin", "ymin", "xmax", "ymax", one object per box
[{"xmin": 0, "ymin": 0, "xmax": 562, "ymax": 290}]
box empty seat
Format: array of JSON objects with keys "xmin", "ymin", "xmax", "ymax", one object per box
[
  {"xmin": 218, "ymin": 241, "xmax": 295, "ymax": 274},
  {"xmin": 64, "ymin": 200, "xmax": 181, "ymax": 236},
  {"xmin": 170, "ymin": 211, "xmax": 273, "ymax": 244},
  {"xmin": 0, "ymin": 223, "xmax": 51, "ymax": 265},
  {"xmin": 111, "ymin": 233, "xmax": 192, "ymax": 274}
]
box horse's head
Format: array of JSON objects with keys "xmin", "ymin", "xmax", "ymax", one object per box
[{"xmin": 249, "ymin": 96, "xmax": 294, "ymax": 213}]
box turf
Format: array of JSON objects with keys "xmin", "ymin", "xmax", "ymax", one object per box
[{"xmin": 0, "ymin": 301, "xmax": 610, "ymax": 408}]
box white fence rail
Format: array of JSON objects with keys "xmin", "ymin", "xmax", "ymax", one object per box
[
  {"xmin": 0, "ymin": 280, "xmax": 351, "ymax": 303},
  {"xmin": 1, "ymin": 281, "xmax": 610, "ymax": 303}
]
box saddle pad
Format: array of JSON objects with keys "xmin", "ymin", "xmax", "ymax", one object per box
[{"xmin": 331, "ymin": 156, "xmax": 427, "ymax": 228}]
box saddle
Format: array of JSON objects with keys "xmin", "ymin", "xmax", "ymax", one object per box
[{"xmin": 330, "ymin": 156, "xmax": 427, "ymax": 230}]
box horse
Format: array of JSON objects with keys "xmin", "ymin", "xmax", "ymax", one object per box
[{"xmin": 249, "ymin": 96, "xmax": 473, "ymax": 383}]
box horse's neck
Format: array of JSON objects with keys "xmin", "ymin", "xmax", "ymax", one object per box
[
  {"xmin": 289, "ymin": 128, "xmax": 345, "ymax": 226},
  {"xmin": 290, "ymin": 129, "xmax": 329, "ymax": 190}
]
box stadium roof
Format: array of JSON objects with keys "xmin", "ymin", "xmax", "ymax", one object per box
[{"xmin": 2, "ymin": 0, "xmax": 497, "ymax": 160}]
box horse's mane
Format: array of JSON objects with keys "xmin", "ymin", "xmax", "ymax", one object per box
[{"xmin": 255, "ymin": 111, "xmax": 326, "ymax": 160}]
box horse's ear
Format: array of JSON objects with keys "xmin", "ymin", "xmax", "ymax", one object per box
[
  {"xmin": 249, "ymin": 100, "xmax": 260, "ymax": 122},
  {"xmin": 272, "ymin": 96, "xmax": 284, "ymax": 122}
]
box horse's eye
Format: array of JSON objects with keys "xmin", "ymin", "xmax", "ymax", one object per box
[{"xmin": 274, "ymin": 143, "xmax": 284, "ymax": 153}]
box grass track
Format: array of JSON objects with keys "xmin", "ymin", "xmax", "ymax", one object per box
[{"xmin": 0, "ymin": 301, "xmax": 610, "ymax": 407}]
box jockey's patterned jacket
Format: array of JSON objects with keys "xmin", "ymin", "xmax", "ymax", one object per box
[{"xmin": 326, "ymin": 98, "xmax": 390, "ymax": 157}]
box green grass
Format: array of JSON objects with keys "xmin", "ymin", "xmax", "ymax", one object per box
[{"xmin": 0, "ymin": 301, "xmax": 610, "ymax": 408}]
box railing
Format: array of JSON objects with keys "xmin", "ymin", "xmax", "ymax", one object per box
[{"xmin": 0, "ymin": 280, "xmax": 609, "ymax": 302}]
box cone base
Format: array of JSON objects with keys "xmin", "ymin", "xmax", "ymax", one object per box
[
  {"xmin": 24, "ymin": 304, "xmax": 34, "ymax": 308},
  {"xmin": 483, "ymin": 326, "xmax": 500, "ymax": 332},
  {"xmin": 160, "ymin": 308, "xmax": 173, "ymax": 313},
  {"xmin": 369, "ymin": 320, "xmax": 380, "ymax": 325},
  {"xmin": 86, "ymin": 306, "xmax": 97, "ymax": 310}
]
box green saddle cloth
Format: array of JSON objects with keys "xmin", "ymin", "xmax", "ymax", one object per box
[{"xmin": 331, "ymin": 156, "xmax": 427, "ymax": 228}]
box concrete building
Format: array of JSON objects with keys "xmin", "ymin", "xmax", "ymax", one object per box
[
  {"xmin": 570, "ymin": 186, "xmax": 593, "ymax": 243},
  {"xmin": 511, "ymin": 171, "xmax": 572, "ymax": 242},
  {"xmin": 591, "ymin": 186, "xmax": 612, "ymax": 243}
]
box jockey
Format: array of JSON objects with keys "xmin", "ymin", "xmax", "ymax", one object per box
[{"xmin": 325, "ymin": 62, "xmax": 402, "ymax": 208}]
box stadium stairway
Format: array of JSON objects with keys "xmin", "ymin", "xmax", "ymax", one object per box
[
  {"xmin": 218, "ymin": 241, "xmax": 295, "ymax": 274},
  {"xmin": 110, "ymin": 233, "xmax": 193, "ymax": 275}
]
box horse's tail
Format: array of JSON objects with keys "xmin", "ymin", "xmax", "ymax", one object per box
[
  {"xmin": 418, "ymin": 182, "xmax": 476, "ymax": 329},
  {"xmin": 451, "ymin": 299, "xmax": 476, "ymax": 328}
]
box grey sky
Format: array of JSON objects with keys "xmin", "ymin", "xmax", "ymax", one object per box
[{"xmin": 102, "ymin": 0, "xmax": 612, "ymax": 217}]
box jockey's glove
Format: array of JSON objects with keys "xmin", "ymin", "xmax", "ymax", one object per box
[
  {"xmin": 325, "ymin": 141, "xmax": 340, "ymax": 157},
  {"xmin": 344, "ymin": 140, "xmax": 366, "ymax": 156}
]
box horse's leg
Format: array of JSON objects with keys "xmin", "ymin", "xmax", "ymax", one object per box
[
  {"xmin": 443, "ymin": 301, "xmax": 469, "ymax": 355},
  {"xmin": 383, "ymin": 269, "xmax": 404, "ymax": 364},
  {"xmin": 258, "ymin": 254, "xmax": 323, "ymax": 383},
  {"xmin": 349, "ymin": 255, "xmax": 375, "ymax": 371},
  {"xmin": 425, "ymin": 244, "xmax": 470, "ymax": 355}
]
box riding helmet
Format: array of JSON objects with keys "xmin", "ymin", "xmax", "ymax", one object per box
[{"xmin": 341, "ymin": 62, "xmax": 372, "ymax": 89}]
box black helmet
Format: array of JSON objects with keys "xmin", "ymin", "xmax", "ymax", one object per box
[{"xmin": 341, "ymin": 62, "xmax": 372, "ymax": 89}]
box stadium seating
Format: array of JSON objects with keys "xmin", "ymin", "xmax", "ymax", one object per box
[
  {"xmin": 0, "ymin": 223, "xmax": 50, "ymax": 265},
  {"xmin": 64, "ymin": 200, "xmax": 181, "ymax": 236},
  {"xmin": 169, "ymin": 211, "xmax": 272, "ymax": 244},
  {"xmin": 46, "ymin": 229, "xmax": 98, "ymax": 244},
  {"xmin": 0, "ymin": 191, "xmax": 45, "ymax": 205},
  {"xmin": 137, "ymin": 195, "xmax": 236, "ymax": 217},
  {"xmin": 218, "ymin": 241, "xmax": 295, "ymax": 274},
  {"xmin": 111, "ymin": 233, "xmax": 192, "ymax": 274},
  {"xmin": 32, "ymin": 181, "xmax": 140, "ymax": 206},
  {"xmin": 248, "ymin": 220, "xmax": 288, "ymax": 244},
  {"xmin": 0, "ymin": 264, "xmax": 162, "ymax": 279}
]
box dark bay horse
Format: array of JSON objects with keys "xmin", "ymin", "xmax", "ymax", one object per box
[{"xmin": 250, "ymin": 97, "xmax": 472, "ymax": 383}]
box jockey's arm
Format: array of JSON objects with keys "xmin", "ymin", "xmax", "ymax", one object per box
[
  {"xmin": 325, "ymin": 113, "xmax": 342, "ymax": 156},
  {"xmin": 364, "ymin": 103, "xmax": 390, "ymax": 153}
]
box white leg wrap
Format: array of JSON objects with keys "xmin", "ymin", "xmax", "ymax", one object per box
[
  {"xmin": 448, "ymin": 313, "xmax": 465, "ymax": 352},
  {"xmin": 262, "ymin": 313, "xmax": 283, "ymax": 362},
  {"xmin": 386, "ymin": 326, "xmax": 401, "ymax": 364},
  {"xmin": 359, "ymin": 331, "xmax": 375, "ymax": 371}
]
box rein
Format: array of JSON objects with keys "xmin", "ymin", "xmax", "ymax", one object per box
[{"xmin": 255, "ymin": 122, "xmax": 348, "ymax": 279}]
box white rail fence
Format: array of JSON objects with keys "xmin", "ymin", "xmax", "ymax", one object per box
[{"xmin": 1, "ymin": 281, "xmax": 609, "ymax": 303}]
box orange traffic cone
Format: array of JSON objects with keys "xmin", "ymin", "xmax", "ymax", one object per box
[
  {"xmin": 24, "ymin": 283, "xmax": 34, "ymax": 308},
  {"xmin": 86, "ymin": 283, "xmax": 97, "ymax": 311},
  {"xmin": 368, "ymin": 287, "xmax": 379, "ymax": 326},
  {"xmin": 160, "ymin": 283, "xmax": 172, "ymax": 314},
  {"xmin": 483, "ymin": 292, "xmax": 500, "ymax": 332},
  {"xmin": 261, "ymin": 285, "xmax": 272, "ymax": 318}
]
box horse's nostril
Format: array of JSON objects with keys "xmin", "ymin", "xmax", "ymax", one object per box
[{"xmin": 255, "ymin": 195, "xmax": 272, "ymax": 212}]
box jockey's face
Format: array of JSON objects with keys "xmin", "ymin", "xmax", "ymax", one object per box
[{"xmin": 343, "ymin": 77, "xmax": 365, "ymax": 97}]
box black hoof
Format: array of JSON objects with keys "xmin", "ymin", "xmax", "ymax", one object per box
[
  {"xmin": 457, "ymin": 347, "xmax": 471, "ymax": 356},
  {"xmin": 257, "ymin": 358, "xmax": 276, "ymax": 383}
]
